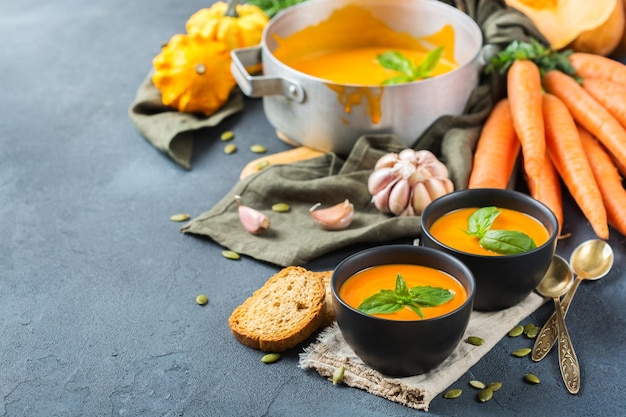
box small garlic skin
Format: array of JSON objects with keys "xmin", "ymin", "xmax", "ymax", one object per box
[
  {"xmin": 234, "ymin": 195, "xmax": 270, "ymax": 235},
  {"xmin": 310, "ymin": 199, "xmax": 354, "ymax": 230},
  {"xmin": 367, "ymin": 149, "xmax": 454, "ymax": 216}
]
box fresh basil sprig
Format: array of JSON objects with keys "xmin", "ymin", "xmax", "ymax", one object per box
[
  {"xmin": 245, "ymin": 0, "xmax": 308, "ymax": 18},
  {"xmin": 465, "ymin": 207, "xmax": 537, "ymax": 255},
  {"xmin": 358, "ymin": 273, "xmax": 454, "ymax": 318},
  {"xmin": 377, "ymin": 46, "xmax": 444, "ymax": 85}
]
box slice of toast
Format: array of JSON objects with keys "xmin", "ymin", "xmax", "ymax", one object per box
[
  {"xmin": 228, "ymin": 266, "xmax": 326, "ymax": 352},
  {"xmin": 310, "ymin": 270, "xmax": 335, "ymax": 327}
]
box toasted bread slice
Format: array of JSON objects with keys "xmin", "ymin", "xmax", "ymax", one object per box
[
  {"xmin": 310, "ymin": 270, "xmax": 335, "ymax": 327},
  {"xmin": 228, "ymin": 266, "xmax": 326, "ymax": 352}
]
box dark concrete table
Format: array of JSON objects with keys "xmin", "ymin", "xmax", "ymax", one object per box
[{"xmin": 2, "ymin": 1, "xmax": 625, "ymax": 416}]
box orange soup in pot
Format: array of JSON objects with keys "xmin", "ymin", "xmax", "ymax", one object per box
[
  {"xmin": 428, "ymin": 207, "xmax": 550, "ymax": 256},
  {"xmin": 272, "ymin": 4, "xmax": 459, "ymax": 86},
  {"xmin": 339, "ymin": 263, "xmax": 467, "ymax": 320}
]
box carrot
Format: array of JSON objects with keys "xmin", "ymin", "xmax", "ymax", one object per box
[
  {"xmin": 581, "ymin": 78, "xmax": 626, "ymax": 129},
  {"xmin": 527, "ymin": 151, "xmax": 563, "ymax": 236},
  {"xmin": 542, "ymin": 93, "xmax": 608, "ymax": 240},
  {"xmin": 468, "ymin": 98, "xmax": 521, "ymax": 189},
  {"xmin": 569, "ymin": 52, "xmax": 626, "ymax": 87},
  {"xmin": 507, "ymin": 60, "xmax": 545, "ymax": 190},
  {"xmin": 542, "ymin": 69, "xmax": 626, "ymax": 171},
  {"xmin": 578, "ymin": 127, "xmax": 626, "ymax": 237}
]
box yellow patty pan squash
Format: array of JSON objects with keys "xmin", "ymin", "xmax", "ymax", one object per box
[
  {"xmin": 186, "ymin": 1, "xmax": 269, "ymax": 51},
  {"xmin": 152, "ymin": 34, "xmax": 235, "ymax": 116},
  {"xmin": 505, "ymin": 0, "xmax": 625, "ymax": 56}
]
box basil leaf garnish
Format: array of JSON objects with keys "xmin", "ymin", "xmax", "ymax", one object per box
[
  {"xmin": 377, "ymin": 47, "xmax": 444, "ymax": 85},
  {"xmin": 480, "ymin": 230, "xmax": 537, "ymax": 254},
  {"xmin": 357, "ymin": 274, "xmax": 454, "ymax": 318},
  {"xmin": 464, "ymin": 206, "xmax": 537, "ymax": 255}
]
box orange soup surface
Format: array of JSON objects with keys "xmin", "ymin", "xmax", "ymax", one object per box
[
  {"xmin": 339, "ymin": 264, "xmax": 467, "ymax": 321},
  {"xmin": 428, "ymin": 207, "xmax": 550, "ymax": 256},
  {"xmin": 272, "ymin": 4, "xmax": 458, "ymax": 86}
]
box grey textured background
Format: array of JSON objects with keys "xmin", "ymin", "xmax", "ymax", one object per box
[{"xmin": 1, "ymin": 1, "xmax": 625, "ymax": 416}]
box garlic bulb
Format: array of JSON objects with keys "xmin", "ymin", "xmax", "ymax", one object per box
[{"xmin": 368, "ymin": 149, "xmax": 454, "ymax": 216}]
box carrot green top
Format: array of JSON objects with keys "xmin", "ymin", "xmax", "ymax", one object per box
[{"xmin": 485, "ymin": 38, "xmax": 578, "ymax": 79}]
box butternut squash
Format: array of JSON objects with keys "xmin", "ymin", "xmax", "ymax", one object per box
[{"xmin": 505, "ymin": 0, "xmax": 625, "ymax": 56}]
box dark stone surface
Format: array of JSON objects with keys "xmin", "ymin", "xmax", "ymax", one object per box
[{"xmin": 1, "ymin": 1, "xmax": 625, "ymax": 416}]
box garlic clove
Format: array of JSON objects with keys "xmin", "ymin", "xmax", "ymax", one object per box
[
  {"xmin": 411, "ymin": 182, "xmax": 433, "ymax": 215},
  {"xmin": 424, "ymin": 178, "xmax": 450, "ymax": 201},
  {"xmin": 234, "ymin": 195, "xmax": 270, "ymax": 235},
  {"xmin": 310, "ymin": 199, "xmax": 354, "ymax": 230},
  {"xmin": 388, "ymin": 179, "xmax": 411, "ymax": 215},
  {"xmin": 398, "ymin": 148, "xmax": 418, "ymax": 163},
  {"xmin": 374, "ymin": 152, "xmax": 399, "ymax": 169},
  {"xmin": 367, "ymin": 166, "xmax": 399, "ymax": 195}
]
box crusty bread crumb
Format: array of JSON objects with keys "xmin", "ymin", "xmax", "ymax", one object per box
[{"xmin": 228, "ymin": 266, "xmax": 326, "ymax": 352}]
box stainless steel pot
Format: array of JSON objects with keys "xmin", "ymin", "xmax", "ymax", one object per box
[{"xmin": 231, "ymin": 0, "xmax": 484, "ymax": 155}]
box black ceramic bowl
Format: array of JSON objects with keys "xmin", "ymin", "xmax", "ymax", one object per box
[
  {"xmin": 420, "ymin": 188, "xmax": 558, "ymax": 311},
  {"xmin": 331, "ymin": 244, "xmax": 475, "ymax": 377}
]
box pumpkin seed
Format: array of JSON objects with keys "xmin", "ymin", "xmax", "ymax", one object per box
[
  {"xmin": 443, "ymin": 388, "xmax": 462, "ymax": 399},
  {"xmin": 524, "ymin": 373, "xmax": 541, "ymax": 384},
  {"xmin": 332, "ymin": 365, "xmax": 345, "ymax": 385},
  {"xmin": 250, "ymin": 144, "xmax": 267, "ymax": 154},
  {"xmin": 512, "ymin": 348, "xmax": 532, "ymax": 357},
  {"xmin": 488, "ymin": 382, "xmax": 502, "ymax": 392},
  {"xmin": 466, "ymin": 336, "xmax": 484, "ymax": 346},
  {"xmin": 478, "ymin": 387, "xmax": 493, "ymax": 403},
  {"xmin": 220, "ymin": 130, "xmax": 234, "ymax": 141},
  {"xmin": 224, "ymin": 143, "xmax": 237, "ymax": 154},
  {"xmin": 261, "ymin": 353, "xmax": 280, "ymax": 364},
  {"xmin": 221, "ymin": 250, "xmax": 241, "ymax": 260},
  {"xmin": 170, "ymin": 213, "xmax": 190, "ymax": 222},
  {"xmin": 469, "ymin": 380, "xmax": 486, "ymax": 389},
  {"xmin": 508, "ymin": 325, "xmax": 524, "ymax": 337},
  {"xmin": 256, "ymin": 160, "xmax": 270, "ymax": 171},
  {"xmin": 271, "ymin": 203, "xmax": 290, "ymax": 213},
  {"xmin": 195, "ymin": 294, "xmax": 208, "ymax": 305},
  {"xmin": 525, "ymin": 325, "xmax": 539, "ymax": 339}
]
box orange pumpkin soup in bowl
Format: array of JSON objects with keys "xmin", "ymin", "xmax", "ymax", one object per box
[
  {"xmin": 331, "ymin": 245, "xmax": 475, "ymax": 377},
  {"xmin": 420, "ymin": 189, "xmax": 559, "ymax": 311},
  {"xmin": 339, "ymin": 264, "xmax": 468, "ymax": 321}
]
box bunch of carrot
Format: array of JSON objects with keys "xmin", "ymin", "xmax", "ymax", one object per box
[{"xmin": 469, "ymin": 44, "xmax": 626, "ymax": 240}]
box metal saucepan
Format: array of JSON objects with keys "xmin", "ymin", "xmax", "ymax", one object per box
[{"xmin": 230, "ymin": 0, "xmax": 486, "ymax": 155}]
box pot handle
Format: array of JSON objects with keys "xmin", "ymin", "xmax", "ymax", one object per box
[{"xmin": 230, "ymin": 46, "xmax": 306, "ymax": 103}]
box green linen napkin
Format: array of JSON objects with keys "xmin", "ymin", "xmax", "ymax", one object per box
[
  {"xmin": 128, "ymin": 70, "xmax": 244, "ymax": 169},
  {"xmin": 181, "ymin": 0, "xmax": 546, "ymax": 266}
]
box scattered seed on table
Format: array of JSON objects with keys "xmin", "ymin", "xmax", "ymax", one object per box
[
  {"xmin": 488, "ymin": 382, "xmax": 502, "ymax": 392},
  {"xmin": 469, "ymin": 380, "xmax": 486, "ymax": 389},
  {"xmin": 332, "ymin": 365, "xmax": 345, "ymax": 385},
  {"xmin": 524, "ymin": 373, "xmax": 541, "ymax": 384},
  {"xmin": 443, "ymin": 388, "xmax": 462, "ymax": 399},
  {"xmin": 466, "ymin": 336, "xmax": 484, "ymax": 346},
  {"xmin": 512, "ymin": 348, "xmax": 532, "ymax": 357},
  {"xmin": 261, "ymin": 353, "xmax": 280, "ymax": 364},
  {"xmin": 221, "ymin": 250, "xmax": 241, "ymax": 260},
  {"xmin": 220, "ymin": 130, "xmax": 234, "ymax": 141},
  {"xmin": 250, "ymin": 144, "xmax": 267, "ymax": 154},
  {"xmin": 508, "ymin": 325, "xmax": 524, "ymax": 337},
  {"xmin": 224, "ymin": 143, "xmax": 237, "ymax": 154},
  {"xmin": 195, "ymin": 294, "xmax": 208, "ymax": 305},
  {"xmin": 271, "ymin": 202, "xmax": 290, "ymax": 213},
  {"xmin": 525, "ymin": 325, "xmax": 539, "ymax": 339},
  {"xmin": 170, "ymin": 213, "xmax": 190, "ymax": 222},
  {"xmin": 256, "ymin": 160, "xmax": 270, "ymax": 171},
  {"xmin": 478, "ymin": 387, "xmax": 493, "ymax": 403}
]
